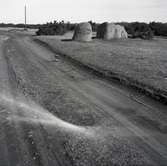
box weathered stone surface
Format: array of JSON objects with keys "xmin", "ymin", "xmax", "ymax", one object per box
[
  {"xmin": 97, "ymin": 22, "xmax": 128, "ymax": 40},
  {"xmin": 73, "ymin": 22, "xmax": 92, "ymax": 42}
]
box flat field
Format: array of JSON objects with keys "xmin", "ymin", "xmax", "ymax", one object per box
[{"xmin": 36, "ymin": 33, "xmax": 167, "ymax": 101}]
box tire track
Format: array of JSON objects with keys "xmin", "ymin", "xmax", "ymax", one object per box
[{"xmin": 2, "ymin": 37, "xmax": 72, "ymax": 166}]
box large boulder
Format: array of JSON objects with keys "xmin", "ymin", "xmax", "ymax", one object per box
[
  {"xmin": 114, "ymin": 25, "xmax": 128, "ymax": 39},
  {"xmin": 97, "ymin": 22, "xmax": 115, "ymax": 40},
  {"xmin": 73, "ymin": 22, "xmax": 92, "ymax": 42},
  {"xmin": 97, "ymin": 22, "xmax": 128, "ymax": 40}
]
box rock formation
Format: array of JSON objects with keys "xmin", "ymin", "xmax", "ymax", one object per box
[
  {"xmin": 97, "ymin": 22, "xmax": 128, "ymax": 40},
  {"xmin": 73, "ymin": 22, "xmax": 92, "ymax": 42}
]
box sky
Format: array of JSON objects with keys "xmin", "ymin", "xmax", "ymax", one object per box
[{"xmin": 0, "ymin": 0, "xmax": 167, "ymax": 24}]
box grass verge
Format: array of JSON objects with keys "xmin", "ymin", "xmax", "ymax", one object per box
[{"xmin": 34, "ymin": 36, "xmax": 167, "ymax": 104}]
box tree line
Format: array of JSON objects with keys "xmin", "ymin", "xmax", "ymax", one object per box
[
  {"xmin": 119, "ymin": 22, "xmax": 167, "ymax": 39},
  {"xmin": 0, "ymin": 21, "xmax": 167, "ymax": 39}
]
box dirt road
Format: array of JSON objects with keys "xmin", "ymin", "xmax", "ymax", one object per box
[{"xmin": 0, "ymin": 31, "xmax": 167, "ymax": 166}]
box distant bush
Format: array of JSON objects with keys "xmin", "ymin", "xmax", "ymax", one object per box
[
  {"xmin": 140, "ymin": 30, "xmax": 154, "ymax": 40},
  {"xmin": 123, "ymin": 22, "xmax": 154, "ymax": 40},
  {"xmin": 36, "ymin": 21, "xmax": 76, "ymax": 36},
  {"xmin": 149, "ymin": 22, "xmax": 167, "ymax": 36},
  {"xmin": 119, "ymin": 21, "xmax": 167, "ymax": 39},
  {"xmin": 36, "ymin": 27, "xmax": 55, "ymax": 35},
  {"xmin": 1, "ymin": 20, "xmax": 167, "ymax": 38}
]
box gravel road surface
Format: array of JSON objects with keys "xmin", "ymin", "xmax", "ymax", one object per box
[{"xmin": 0, "ymin": 31, "xmax": 167, "ymax": 166}]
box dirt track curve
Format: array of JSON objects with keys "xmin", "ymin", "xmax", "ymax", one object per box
[{"xmin": 0, "ymin": 31, "xmax": 167, "ymax": 166}]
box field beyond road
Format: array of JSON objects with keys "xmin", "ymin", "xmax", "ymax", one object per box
[{"xmin": 36, "ymin": 34, "xmax": 167, "ymax": 102}]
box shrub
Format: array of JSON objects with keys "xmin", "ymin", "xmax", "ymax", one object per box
[
  {"xmin": 149, "ymin": 22, "xmax": 167, "ymax": 36},
  {"xmin": 140, "ymin": 30, "xmax": 154, "ymax": 40},
  {"xmin": 36, "ymin": 27, "xmax": 56, "ymax": 35},
  {"xmin": 123, "ymin": 22, "xmax": 154, "ymax": 40},
  {"xmin": 36, "ymin": 21, "xmax": 75, "ymax": 36}
]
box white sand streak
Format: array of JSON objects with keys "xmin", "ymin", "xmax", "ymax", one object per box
[
  {"xmin": 0, "ymin": 94, "xmax": 95, "ymax": 137},
  {"xmin": 0, "ymin": 35, "xmax": 9, "ymax": 41}
]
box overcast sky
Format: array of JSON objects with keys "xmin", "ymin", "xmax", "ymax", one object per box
[{"xmin": 0, "ymin": 0, "xmax": 166, "ymax": 24}]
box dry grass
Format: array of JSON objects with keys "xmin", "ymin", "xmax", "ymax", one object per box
[
  {"xmin": 0, "ymin": 27, "xmax": 37, "ymax": 36},
  {"xmin": 36, "ymin": 34, "xmax": 167, "ymax": 101}
]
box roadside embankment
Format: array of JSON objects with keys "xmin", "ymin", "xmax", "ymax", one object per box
[{"xmin": 34, "ymin": 35, "xmax": 167, "ymax": 103}]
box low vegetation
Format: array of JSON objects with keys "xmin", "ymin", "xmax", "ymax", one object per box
[
  {"xmin": 1, "ymin": 21, "xmax": 166, "ymax": 39},
  {"xmin": 36, "ymin": 21, "xmax": 75, "ymax": 36},
  {"xmin": 34, "ymin": 21, "xmax": 167, "ymax": 39},
  {"xmin": 122, "ymin": 22, "xmax": 154, "ymax": 39}
]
